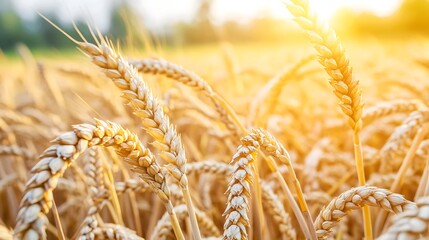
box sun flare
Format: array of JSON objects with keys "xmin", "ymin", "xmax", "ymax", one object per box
[{"xmin": 308, "ymin": 0, "xmax": 402, "ymax": 21}]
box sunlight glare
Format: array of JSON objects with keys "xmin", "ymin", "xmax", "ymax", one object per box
[{"xmin": 308, "ymin": 0, "xmax": 402, "ymax": 21}]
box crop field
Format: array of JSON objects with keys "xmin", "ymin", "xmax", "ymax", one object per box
[{"xmin": 1, "ymin": 0, "xmax": 429, "ymax": 239}]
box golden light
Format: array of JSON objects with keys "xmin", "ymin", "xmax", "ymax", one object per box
[
  {"xmin": 308, "ymin": 0, "xmax": 403, "ymax": 21},
  {"xmin": 308, "ymin": 0, "xmax": 341, "ymax": 21}
]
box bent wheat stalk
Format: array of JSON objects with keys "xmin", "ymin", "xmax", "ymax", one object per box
[
  {"xmin": 131, "ymin": 58, "xmax": 240, "ymax": 138},
  {"xmin": 362, "ymin": 99, "xmax": 425, "ymax": 127},
  {"xmin": 248, "ymin": 55, "xmax": 315, "ymax": 126},
  {"xmin": 14, "ymin": 119, "xmax": 184, "ymax": 240},
  {"xmin": 314, "ymin": 186, "xmax": 416, "ymax": 240}
]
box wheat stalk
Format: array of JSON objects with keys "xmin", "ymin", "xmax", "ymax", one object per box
[
  {"xmin": 284, "ymin": 0, "xmax": 369, "ymax": 237},
  {"xmin": 255, "ymin": 129, "xmax": 314, "ymax": 237}
]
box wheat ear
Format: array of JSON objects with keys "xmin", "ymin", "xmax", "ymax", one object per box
[
  {"xmin": 378, "ymin": 197, "xmax": 429, "ymax": 240},
  {"xmin": 314, "ymin": 186, "xmax": 416, "ymax": 239},
  {"xmin": 284, "ymin": 0, "xmax": 369, "ymax": 237},
  {"xmin": 255, "ymin": 129, "xmax": 314, "ymax": 238},
  {"xmin": 223, "ymin": 133, "xmax": 260, "ymax": 240},
  {"xmin": 223, "ymin": 129, "xmax": 311, "ymax": 239}
]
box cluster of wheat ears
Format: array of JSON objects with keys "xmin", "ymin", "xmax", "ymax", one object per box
[{"xmin": 1, "ymin": 0, "xmax": 429, "ymax": 239}]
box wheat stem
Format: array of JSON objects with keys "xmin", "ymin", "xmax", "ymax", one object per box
[
  {"xmin": 353, "ymin": 131, "xmax": 372, "ymax": 239},
  {"xmin": 51, "ymin": 199, "xmax": 65, "ymax": 240}
]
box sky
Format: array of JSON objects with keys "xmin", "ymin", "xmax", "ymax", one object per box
[{"xmin": 8, "ymin": 0, "xmax": 403, "ymax": 32}]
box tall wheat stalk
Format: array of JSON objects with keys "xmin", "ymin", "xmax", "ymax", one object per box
[{"xmin": 284, "ymin": 0, "xmax": 368, "ymax": 238}]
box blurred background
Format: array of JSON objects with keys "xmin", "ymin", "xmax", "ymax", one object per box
[{"xmin": 1, "ymin": 0, "xmax": 429, "ymax": 55}]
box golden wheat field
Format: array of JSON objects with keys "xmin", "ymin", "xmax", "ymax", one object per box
[{"xmin": 2, "ymin": 0, "xmax": 429, "ymax": 239}]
